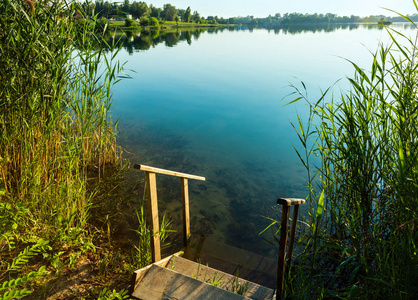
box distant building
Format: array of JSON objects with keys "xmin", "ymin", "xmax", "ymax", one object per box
[{"xmin": 110, "ymin": 16, "xmax": 125, "ymax": 21}]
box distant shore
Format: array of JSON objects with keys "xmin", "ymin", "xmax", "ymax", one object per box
[{"xmin": 108, "ymin": 20, "xmax": 233, "ymax": 33}]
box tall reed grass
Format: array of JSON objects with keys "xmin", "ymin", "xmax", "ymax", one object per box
[
  {"xmin": 280, "ymin": 4, "xmax": 418, "ymax": 299},
  {"xmin": 0, "ymin": 0, "xmax": 122, "ymax": 242}
]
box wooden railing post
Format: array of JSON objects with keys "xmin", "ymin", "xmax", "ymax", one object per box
[
  {"xmin": 276, "ymin": 198, "xmax": 305, "ymax": 299},
  {"xmin": 277, "ymin": 203, "xmax": 289, "ymax": 298},
  {"xmin": 145, "ymin": 171, "xmax": 161, "ymax": 262},
  {"xmin": 287, "ymin": 204, "xmax": 300, "ymax": 266},
  {"xmin": 181, "ymin": 178, "xmax": 191, "ymax": 246},
  {"xmin": 134, "ymin": 164, "xmax": 205, "ymax": 263}
]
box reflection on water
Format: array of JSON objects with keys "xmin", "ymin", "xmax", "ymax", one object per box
[
  {"xmin": 121, "ymin": 29, "xmax": 205, "ymax": 52},
  {"xmin": 108, "ymin": 23, "xmax": 416, "ymax": 263},
  {"xmin": 107, "ymin": 23, "xmax": 415, "ymax": 55}
]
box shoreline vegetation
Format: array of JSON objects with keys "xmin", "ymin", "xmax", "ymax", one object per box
[
  {"xmin": 86, "ymin": 0, "xmax": 417, "ymax": 29},
  {"xmin": 106, "ymin": 20, "xmax": 233, "ymax": 37},
  {"xmin": 1, "ymin": 0, "xmax": 417, "ymax": 299},
  {"xmin": 0, "ymin": 1, "xmax": 142, "ymax": 299},
  {"xmin": 105, "ymin": 19, "xmax": 400, "ymax": 37},
  {"xmin": 269, "ymin": 3, "xmax": 418, "ymax": 298},
  {"xmin": 82, "ymin": 0, "xmax": 418, "ymax": 37}
]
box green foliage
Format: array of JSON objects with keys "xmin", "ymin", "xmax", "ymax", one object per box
[
  {"xmin": 183, "ymin": 6, "xmax": 191, "ymax": 22},
  {"xmin": 97, "ymin": 16, "xmax": 109, "ymax": 33},
  {"xmin": 82, "ymin": 0, "xmax": 418, "ymax": 27},
  {"xmin": 149, "ymin": 17, "xmax": 159, "ymax": 26},
  {"xmin": 205, "ymin": 272, "xmax": 224, "ymax": 288},
  {"xmin": 162, "ymin": 3, "xmax": 178, "ymax": 21},
  {"xmin": 279, "ymin": 5, "xmax": 418, "ymax": 298},
  {"xmin": 132, "ymin": 207, "xmax": 174, "ymax": 268},
  {"xmin": 97, "ymin": 288, "xmax": 129, "ymax": 300},
  {"xmin": 150, "ymin": 4, "xmax": 161, "ymax": 19},
  {"xmin": 192, "ymin": 10, "xmax": 200, "ymax": 23},
  {"xmin": 125, "ymin": 17, "xmax": 133, "ymax": 27},
  {"xmin": 130, "ymin": 1, "xmax": 150, "ymax": 19},
  {"xmin": 140, "ymin": 16, "xmax": 150, "ymax": 26},
  {"xmin": 0, "ymin": 0, "xmax": 123, "ymax": 242},
  {"xmin": 0, "ymin": 0, "xmax": 125, "ymax": 296},
  {"xmin": 0, "ymin": 203, "xmax": 50, "ymax": 299},
  {"xmin": 230, "ymin": 272, "xmax": 249, "ymax": 296},
  {"xmin": 0, "ymin": 1, "xmax": 143, "ymax": 298}
]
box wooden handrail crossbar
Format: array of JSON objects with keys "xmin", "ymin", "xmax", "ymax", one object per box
[
  {"xmin": 134, "ymin": 164, "xmax": 205, "ymax": 263},
  {"xmin": 134, "ymin": 164, "xmax": 206, "ymax": 181}
]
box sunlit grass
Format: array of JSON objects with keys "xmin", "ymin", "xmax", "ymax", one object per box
[
  {"xmin": 0, "ymin": 0, "xmax": 128, "ymax": 297},
  {"xmin": 274, "ymin": 3, "xmax": 418, "ymax": 299}
]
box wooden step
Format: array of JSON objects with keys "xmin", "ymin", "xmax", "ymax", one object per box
[
  {"xmin": 131, "ymin": 264, "xmax": 251, "ymax": 300},
  {"xmin": 183, "ymin": 236, "xmax": 277, "ymax": 288},
  {"xmin": 167, "ymin": 256, "xmax": 275, "ymax": 300}
]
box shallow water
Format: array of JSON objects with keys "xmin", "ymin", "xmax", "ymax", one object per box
[{"xmin": 110, "ymin": 23, "xmax": 416, "ymax": 259}]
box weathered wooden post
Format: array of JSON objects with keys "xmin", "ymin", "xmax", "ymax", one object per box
[
  {"xmin": 276, "ymin": 197, "xmax": 305, "ymax": 299},
  {"xmin": 181, "ymin": 177, "xmax": 191, "ymax": 246},
  {"xmin": 145, "ymin": 171, "xmax": 161, "ymax": 262},
  {"xmin": 134, "ymin": 164, "xmax": 205, "ymax": 263}
]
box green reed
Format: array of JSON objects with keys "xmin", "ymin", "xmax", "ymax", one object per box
[
  {"xmin": 281, "ymin": 4, "xmax": 418, "ymax": 299},
  {"xmin": 0, "ymin": 0, "xmax": 122, "ymax": 242},
  {"xmin": 132, "ymin": 207, "xmax": 174, "ymax": 269}
]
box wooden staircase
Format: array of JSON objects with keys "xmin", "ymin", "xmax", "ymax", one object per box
[
  {"xmin": 130, "ymin": 164, "xmax": 305, "ymax": 299},
  {"xmin": 130, "ymin": 253, "xmax": 275, "ymax": 300},
  {"xmin": 182, "ymin": 235, "xmax": 277, "ymax": 288}
]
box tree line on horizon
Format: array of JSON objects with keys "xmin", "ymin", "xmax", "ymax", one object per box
[
  {"xmin": 115, "ymin": 22, "xmax": 384, "ymax": 54},
  {"xmin": 83, "ymin": 0, "xmax": 418, "ymax": 26}
]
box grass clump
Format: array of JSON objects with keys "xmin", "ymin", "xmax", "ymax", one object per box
[
  {"xmin": 132, "ymin": 206, "xmax": 174, "ymax": 269},
  {"xmin": 277, "ymin": 3, "xmax": 418, "ymax": 299},
  {"xmin": 0, "ymin": 0, "xmax": 128, "ymax": 297},
  {"xmin": 0, "ymin": 0, "xmax": 122, "ymax": 241}
]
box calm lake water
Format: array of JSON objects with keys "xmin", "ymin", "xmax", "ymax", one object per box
[{"xmin": 109, "ymin": 23, "xmax": 416, "ymax": 260}]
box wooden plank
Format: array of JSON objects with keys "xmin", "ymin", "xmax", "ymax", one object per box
[
  {"xmin": 181, "ymin": 177, "xmax": 191, "ymax": 246},
  {"xmin": 277, "ymin": 198, "xmax": 305, "ymax": 206},
  {"xmin": 146, "ymin": 171, "xmax": 161, "ymax": 262},
  {"xmin": 166, "ymin": 256, "xmax": 275, "ymax": 300},
  {"xmin": 131, "ymin": 265, "xmax": 250, "ymax": 300},
  {"xmin": 276, "ymin": 205, "xmax": 290, "ymax": 298},
  {"xmin": 134, "ymin": 164, "xmax": 206, "ymax": 181},
  {"xmin": 129, "ymin": 251, "xmax": 184, "ymax": 295}
]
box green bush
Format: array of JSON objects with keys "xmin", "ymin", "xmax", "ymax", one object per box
[
  {"xmin": 140, "ymin": 16, "xmax": 150, "ymax": 26},
  {"xmin": 125, "ymin": 17, "xmax": 133, "ymax": 27},
  {"xmin": 150, "ymin": 17, "xmax": 159, "ymax": 26},
  {"xmin": 0, "ymin": 203, "xmax": 50, "ymax": 299}
]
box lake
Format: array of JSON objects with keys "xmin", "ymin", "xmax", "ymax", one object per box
[{"xmin": 109, "ymin": 23, "xmax": 416, "ymax": 263}]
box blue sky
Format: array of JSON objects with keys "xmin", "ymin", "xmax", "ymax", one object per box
[{"xmin": 125, "ymin": 0, "xmax": 417, "ymax": 18}]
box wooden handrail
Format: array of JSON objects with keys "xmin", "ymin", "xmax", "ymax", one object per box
[
  {"xmin": 134, "ymin": 164, "xmax": 206, "ymax": 181},
  {"xmin": 277, "ymin": 198, "xmax": 305, "ymax": 206},
  {"xmin": 276, "ymin": 197, "xmax": 305, "ymax": 299},
  {"xmin": 134, "ymin": 163, "xmax": 205, "ymax": 263}
]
